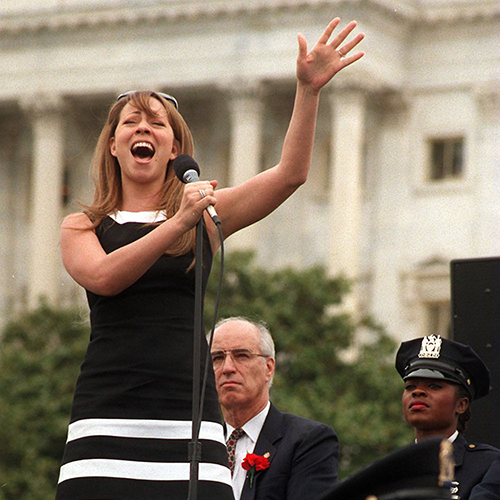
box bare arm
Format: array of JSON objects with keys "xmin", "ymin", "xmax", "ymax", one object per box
[
  {"xmin": 214, "ymin": 18, "xmax": 364, "ymax": 240},
  {"xmin": 61, "ymin": 180, "xmax": 217, "ymax": 296}
]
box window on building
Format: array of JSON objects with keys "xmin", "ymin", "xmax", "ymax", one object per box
[
  {"xmin": 425, "ymin": 301, "xmax": 451, "ymax": 338},
  {"xmin": 428, "ymin": 137, "xmax": 464, "ymax": 181}
]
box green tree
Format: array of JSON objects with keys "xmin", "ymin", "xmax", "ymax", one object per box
[
  {"xmin": 205, "ymin": 251, "xmax": 413, "ymax": 478},
  {"xmin": 0, "ymin": 303, "xmax": 89, "ymax": 500}
]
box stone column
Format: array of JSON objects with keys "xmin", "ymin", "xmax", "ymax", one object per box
[
  {"xmin": 0, "ymin": 112, "xmax": 26, "ymax": 324},
  {"xmin": 225, "ymin": 81, "xmax": 265, "ymax": 251},
  {"xmin": 473, "ymin": 84, "xmax": 500, "ymax": 256},
  {"xmin": 23, "ymin": 94, "xmax": 66, "ymax": 309},
  {"xmin": 327, "ymin": 86, "xmax": 366, "ymax": 315}
]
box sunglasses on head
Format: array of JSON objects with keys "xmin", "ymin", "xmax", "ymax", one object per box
[{"xmin": 116, "ymin": 91, "xmax": 179, "ymax": 110}]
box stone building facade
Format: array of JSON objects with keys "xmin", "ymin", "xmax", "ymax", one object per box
[{"xmin": 0, "ymin": 0, "xmax": 499, "ymax": 341}]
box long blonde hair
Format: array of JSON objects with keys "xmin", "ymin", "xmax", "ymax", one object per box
[{"xmin": 84, "ymin": 91, "xmax": 196, "ymax": 256}]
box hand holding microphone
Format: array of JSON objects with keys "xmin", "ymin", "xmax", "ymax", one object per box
[{"xmin": 172, "ymin": 154, "xmax": 221, "ymax": 226}]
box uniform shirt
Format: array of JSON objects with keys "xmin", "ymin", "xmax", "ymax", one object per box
[{"xmin": 415, "ymin": 430, "xmax": 458, "ymax": 444}]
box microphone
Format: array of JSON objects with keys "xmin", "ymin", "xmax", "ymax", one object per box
[{"xmin": 172, "ymin": 154, "xmax": 220, "ymax": 225}]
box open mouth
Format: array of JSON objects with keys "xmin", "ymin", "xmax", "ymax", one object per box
[{"xmin": 131, "ymin": 141, "xmax": 155, "ymax": 160}]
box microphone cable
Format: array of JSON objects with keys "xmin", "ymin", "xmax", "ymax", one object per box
[{"xmin": 198, "ymin": 219, "xmax": 224, "ymax": 433}]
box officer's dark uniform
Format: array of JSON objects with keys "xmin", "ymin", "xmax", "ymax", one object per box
[
  {"xmin": 452, "ymin": 433, "xmax": 500, "ymax": 500},
  {"xmin": 469, "ymin": 455, "xmax": 500, "ymax": 499},
  {"xmin": 396, "ymin": 335, "xmax": 500, "ymax": 500}
]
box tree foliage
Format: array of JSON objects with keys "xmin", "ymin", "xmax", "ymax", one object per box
[
  {"xmin": 0, "ymin": 303, "xmax": 89, "ymax": 500},
  {"xmin": 0, "ymin": 252, "xmax": 413, "ymax": 499}
]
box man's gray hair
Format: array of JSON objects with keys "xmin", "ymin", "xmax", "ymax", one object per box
[{"xmin": 213, "ymin": 316, "xmax": 275, "ymax": 358}]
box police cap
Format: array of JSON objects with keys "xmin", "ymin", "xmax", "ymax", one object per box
[{"xmin": 395, "ymin": 335, "xmax": 490, "ymax": 400}]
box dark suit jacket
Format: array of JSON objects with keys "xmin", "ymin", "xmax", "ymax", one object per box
[
  {"xmin": 453, "ymin": 433, "xmax": 500, "ymax": 500},
  {"xmin": 469, "ymin": 455, "xmax": 500, "ymax": 500},
  {"xmin": 239, "ymin": 403, "xmax": 339, "ymax": 500}
]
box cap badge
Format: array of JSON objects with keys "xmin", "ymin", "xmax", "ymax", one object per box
[{"xmin": 418, "ymin": 334, "xmax": 442, "ymax": 359}]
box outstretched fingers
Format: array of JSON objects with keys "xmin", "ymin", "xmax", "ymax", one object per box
[
  {"xmin": 296, "ymin": 17, "xmax": 365, "ymax": 90},
  {"xmin": 318, "ymin": 18, "xmax": 365, "ymax": 63},
  {"xmin": 328, "ymin": 20, "xmax": 364, "ymax": 67},
  {"xmin": 337, "ymin": 32, "xmax": 365, "ymax": 66},
  {"xmin": 329, "ymin": 20, "xmax": 359, "ymax": 48},
  {"xmin": 317, "ymin": 17, "xmax": 341, "ymax": 45}
]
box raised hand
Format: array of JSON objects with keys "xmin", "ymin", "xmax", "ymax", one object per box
[{"xmin": 296, "ymin": 18, "xmax": 365, "ymax": 93}]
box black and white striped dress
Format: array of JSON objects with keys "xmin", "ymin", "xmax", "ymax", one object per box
[{"xmin": 56, "ymin": 211, "xmax": 233, "ymax": 499}]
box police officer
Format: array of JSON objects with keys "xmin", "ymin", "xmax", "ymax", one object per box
[{"xmin": 396, "ymin": 335, "xmax": 500, "ymax": 500}]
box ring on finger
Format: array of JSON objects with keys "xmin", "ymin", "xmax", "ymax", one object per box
[
  {"xmin": 199, "ymin": 189, "xmax": 206, "ymax": 199},
  {"xmin": 337, "ymin": 50, "xmax": 345, "ymax": 58}
]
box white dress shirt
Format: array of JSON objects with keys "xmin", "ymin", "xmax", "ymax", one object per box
[
  {"xmin": 226, "ymin": 401, "xmax": 271, "ymax": 500},
  {"xmin": 415, "ymin": 430, "xmax": 459, "ymax": 444}
]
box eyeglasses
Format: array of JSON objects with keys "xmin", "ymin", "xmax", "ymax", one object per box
[
  {"xmin": 210, "ymin": 349, "xmax": 268, "ymax": 368},
  {"xmin": 116, "ymin": 91, "xmax": 179, "ymax": 110}
]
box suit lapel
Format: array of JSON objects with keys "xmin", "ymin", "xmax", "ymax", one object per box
[{"xmin": 240, "ymin": 404, "xmax": 283, "ymax": 500}]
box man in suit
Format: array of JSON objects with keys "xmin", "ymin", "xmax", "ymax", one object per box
[
  {"xmin": 396, "ymin": 335, "xmax": 500, "ymax": 500},
  {"xmin": 210, "ymin": 317, "xmax": 339, "ymax": 500}
]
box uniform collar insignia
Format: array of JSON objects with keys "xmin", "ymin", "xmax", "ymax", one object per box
[{"xmin": 418, "ymin": 334, "xmax": 442, "ymax": 359}]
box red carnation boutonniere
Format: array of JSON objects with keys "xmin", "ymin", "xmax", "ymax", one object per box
[{"xmin": 242, "ymin": 452, "xmax": 270, "ymax": 488}]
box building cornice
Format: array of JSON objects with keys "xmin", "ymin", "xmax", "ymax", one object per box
[
  {"xmin": 413, "ymin": 0, "xmax": 500, "ymax": 24},
  {"xmin": 0, "ymin": 0, "xmax": 498, "ymax": 35}
]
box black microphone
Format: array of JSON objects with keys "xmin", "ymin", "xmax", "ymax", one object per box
[{"xmin": 172, "ymin": 154, "xmax": 220, "ymax": 225}]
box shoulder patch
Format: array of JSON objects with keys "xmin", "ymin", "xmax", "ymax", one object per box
[{"xmin": 466, "ymin": 442, "xmax": 500, "ymax": 453}]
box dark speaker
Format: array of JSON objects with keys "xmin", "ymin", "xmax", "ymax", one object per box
[{"xmin": 450, "ymin": 257, "xmax": 500, "ymax": 448}]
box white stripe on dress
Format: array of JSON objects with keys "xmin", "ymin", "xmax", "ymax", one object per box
[
  {"xmin": 58, "ymin": 459, "xmax": 232, "ymax": 485},
  {"xmin": 109, "ymin": 210, "xmax": 167, "ymax": 224},
  {"xmin": 67, "ymin": 418, "xmax": 226, "ymax": 445}
]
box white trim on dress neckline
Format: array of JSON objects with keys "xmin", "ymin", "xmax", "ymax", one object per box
[{"xmin": 109, "ymin": 210, "xmax": 167, "ymax": 224}]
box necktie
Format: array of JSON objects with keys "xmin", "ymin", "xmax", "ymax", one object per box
[{"xmin": 226, "ymin": 428, "xmax": 245, "ymax": 475}]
